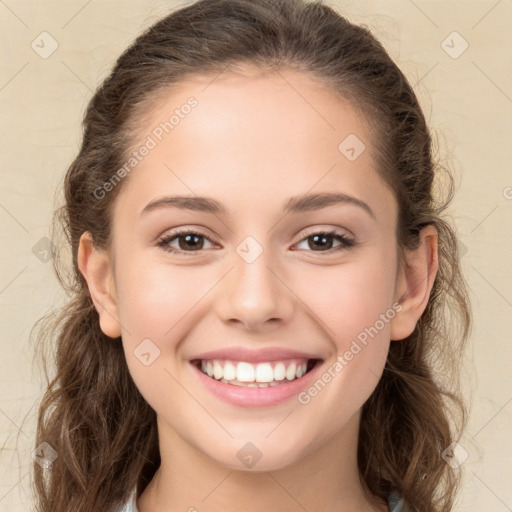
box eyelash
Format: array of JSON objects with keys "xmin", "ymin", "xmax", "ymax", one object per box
[{"xmin": 156, "ymin": 228, "xmax": 357, "ymax": 256}]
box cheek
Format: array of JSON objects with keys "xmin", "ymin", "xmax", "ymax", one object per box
[
  {"xmin": 295, "ymin": 277, "xmax": 393, "ymax": 437},
  {"xmin": 115, "ymin": 255, "xmax": 202, "ymax": 337},
  {"xmin": 298, "ymin": 255, "xmax": 397, "ymax": 340},
  {"xmin": 114, "ymin": 259, "xmax": 203, "ymax": 411},
  {"xmin": 295, "ymin": 256, "xmax": 395, "ymax": 398}
]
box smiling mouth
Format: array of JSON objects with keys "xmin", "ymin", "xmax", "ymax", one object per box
[{"xmin": 190, "ymin": 358, "xmax": 322, "ymax": 387}]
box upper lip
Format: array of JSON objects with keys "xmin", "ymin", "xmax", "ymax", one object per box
[{"xmin": 190, "ymin": 347, "xmax": 323, "ymax": 363}]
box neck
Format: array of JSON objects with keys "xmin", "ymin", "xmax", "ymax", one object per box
[{"xmin": 137, "ymin": 412, "xmax": 387, "ymax": 512}]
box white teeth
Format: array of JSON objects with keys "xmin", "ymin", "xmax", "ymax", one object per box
[
  {"xmin": 237, "ymin": 362, "xmax": 255, "ymax": 382},
  {"xmin": 273, "ymin": 362, "xmax": 286, "ymax": 381},
  {"xmin": 213, "ymin": 361, "xmax": 223, "ymax": 380},
  {"xmin": 223, "ymin": 361, "xmax": 236, "ymax": 380},
  {"xmin": 255, "ymin": 363, "xmax": 274, "ymax": 382},
  {"xmin": 198, "ymin": 358, "xmax": 311, "ymax": 385},
  {"xmin": 285, "ymin": 362, "xmax": 297, "ymax": 381}
]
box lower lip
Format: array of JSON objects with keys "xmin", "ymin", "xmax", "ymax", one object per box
[{"xmin": 190, "ymin": 360, "xmax": 323, "ymax": 407}]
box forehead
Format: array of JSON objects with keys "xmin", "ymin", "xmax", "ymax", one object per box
[
  {"xmin": 114, "ymin": 67, "xmax": 396, "ymax": 228},
  {"xmin": 141, "ymin": 67, "xmax": 370, "ymax": 153}
]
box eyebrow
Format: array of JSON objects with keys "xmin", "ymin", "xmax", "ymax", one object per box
[{"xmin": 140, "ymin": 192, "xmax": 376, "ymax": 220}]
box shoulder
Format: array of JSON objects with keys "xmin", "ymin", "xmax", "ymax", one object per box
[
  {"xmin": 388, "ymin": 491, "xmax": 405, "ymax": 511},
  {"xmin": 117, "ymin": 489, "xmax": 402, "ymax": 512},
  {"xmin": 117, "ymin": 489, "xmax": 138, "ymax": 512}
]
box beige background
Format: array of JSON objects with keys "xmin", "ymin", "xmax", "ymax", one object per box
[{"xmin": 1, "ymin": 0, "xmax": 511, "ymax": 510}]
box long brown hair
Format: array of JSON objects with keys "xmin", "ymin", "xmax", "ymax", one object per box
[{"xmin": 31, "ymin": 1, "xmax": 472, "ymax": 510}]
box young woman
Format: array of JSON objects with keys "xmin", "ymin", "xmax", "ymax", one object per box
[{"xmin": 32, "ymin": 1, "xmax": 471, "ymax": 511}]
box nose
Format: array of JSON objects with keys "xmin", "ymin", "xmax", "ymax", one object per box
[{"xmin": 214, "ymin": 242, "xmax": 295, "ymax": 332}]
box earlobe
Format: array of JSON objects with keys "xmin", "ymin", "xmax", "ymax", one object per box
[
  {"xmin": 390, "ymin": 225, "xmax": 439, "ymax": 341},
  {"xmin": 77, "ymin": 231, "xmax": 122, "ymax": 339}
]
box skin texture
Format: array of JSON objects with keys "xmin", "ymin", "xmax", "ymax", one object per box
[{"xmin": 78, "ymin": 67, "xmax": 438, "ymax": 512}]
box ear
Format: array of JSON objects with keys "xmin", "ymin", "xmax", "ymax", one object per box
[
  {"xmin": 77, "ymin": 231, "xmax": 122, "ymax": 339},
  {"xmin": 390, "ymin": 224, "xmax": 439, "ymax": 341}
]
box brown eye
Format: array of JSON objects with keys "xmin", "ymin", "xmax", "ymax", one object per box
[
  {"xmin": 175, "ymin": 233, "xmax": 205, "ymax": 251},
  {"xmin": 295, "ymin": 231, "xmax": 355, "ymax": 253},
  {"xmin": 157, "ymin": 230, "xmax": 216, "ymax": 255}
]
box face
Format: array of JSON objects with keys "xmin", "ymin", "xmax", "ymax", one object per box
[{"xmin": 94, "ymin": 67, "xmax": 405, "ymax": 471}]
